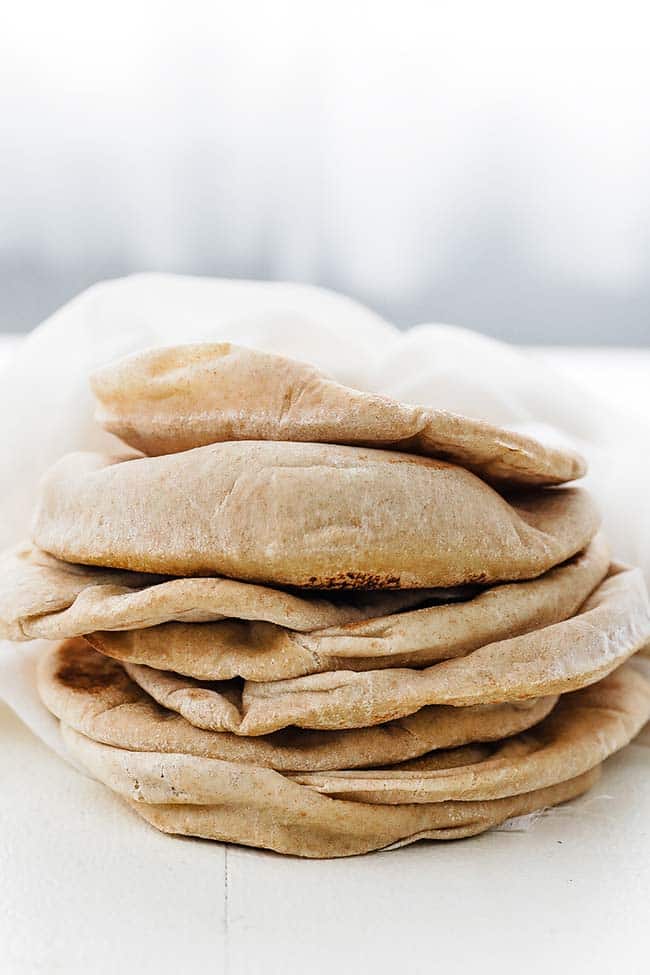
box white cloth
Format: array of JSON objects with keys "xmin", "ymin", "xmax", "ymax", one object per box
[{"xmin": 1, "ymin": 275, "xmax": 649, "ymax": 973}]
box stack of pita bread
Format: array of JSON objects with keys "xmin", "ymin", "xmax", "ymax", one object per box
[{"xmin": 3, "ymin": 342, "xmax": 650, "ymax": 858}]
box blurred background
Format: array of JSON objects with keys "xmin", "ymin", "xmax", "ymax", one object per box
[{"xmin": 2, "ymin": 1, "xmax": 649, "ymax": 343}]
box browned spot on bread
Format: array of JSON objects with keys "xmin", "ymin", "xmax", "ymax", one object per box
[
  {"xmin": 466, "ymin": 572, "xmax": 489, "ymax": 584},
  {"xmin": 305, "ymin": 572, "xmax": 401, "ymax": 590},
  {"xmin": 55, "ymin": 638, "xmax": 125, "ymax": 693},
  {"xmin": 183, "ymin": 687, "xmax": 211, "ymax": 700}
]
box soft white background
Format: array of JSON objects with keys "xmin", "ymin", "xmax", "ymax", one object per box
[{"xmin": 2, "ymin": 1, "xmax": 650, "ymax": 342}]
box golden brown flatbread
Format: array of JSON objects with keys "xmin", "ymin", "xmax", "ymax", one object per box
[
  {"xmin": 290, "ymin": 664, "xmax": 650, "ymax": 801},
  {"xmin": 91, "ymin": 342, "xmax": 585, "ymax": 485},
  {"xmin": 38, "ymin": 639, "xmax": 556, "ymax": 772},
  {"xmin": 31, "ymin": 445, "xmax": 599, "ymax": 587},
  {"xmin": 87, "ymin": 538, "xmax": 609, "ymax": 680},
  {"xmin": 0, "ymin": 543, "xmax": 438, "ymax": 641},
  {"xmin": 61, "ymin": 724, "xmax": 601, "ymax": 857},
  {"xmin": 123, "ymin": 566, "xmax": 650, "ymax": 734}
]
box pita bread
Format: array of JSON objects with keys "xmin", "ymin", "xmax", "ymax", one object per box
[
  {"xmin": 87, "ymin": 537, "xmax": 609, "ymax": 680},
  {"xmin": 91, "ymin": 343, "xmax": 585, "ymax": 486},
  {"xmin": 39, "ymin": 639, "xmax": 556, "ymax": 772},
  {"xmin": 290, "ymin": 664, "xmax": 650, "ymax": 801},
  {"xmin": 124, "ymin": 566, "xmax": 650, "ymax": 734},
  {"xmin": 31, "ymin": 445, "xmax": 599, "ymax": 587},
  {"xmin": 59, "ymin": 662, "xmax": 646, "ymax": 805},
  {"xmin": 0, "ymin": 543, "xmax": 440, "ymax": 642},
  {"xmin": 60, "ymin": 723, "xmax": 601, "ymax": 856}
]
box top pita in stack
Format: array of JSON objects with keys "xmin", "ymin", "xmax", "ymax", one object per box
[
  {"xmin": 31, "ymin": 343, "xmax": 595, "ymax": 588},
  {"xmin": 90, "ymin": 342, "xmax": 585, "ymax": 484},
  {"xmin": 3, "ymin": 341, "xmax": 649, "ymax": 857}
]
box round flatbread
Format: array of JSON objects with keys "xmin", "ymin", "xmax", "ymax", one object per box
[
  {"xmin": 123, "ymin": 566, "xmax": 650, "ymax": 734},
  {"xmin": 38, "ymin": 639, "xmax": 556, "ymax": 772},
  {"xmin": 91, "ymin": 343, "xmax": 585, "ymax": 486},
  {"xmin": 290, "ymin": 664, "xmax": 650, "ymax": 802},
  {"xmin": 0, "ymin": 543, "xmax": 440, "ymax": 642},
  {"xmin": 31, "ymin": 445, "xmax": 599, "ymax": 587},
  {"xmin": 61, "ymin": 725, "xmax": 601, "ymax": 857},
  {"xmin": 87, "ymin": 537, "xmax": 609, "ymax": 680}
]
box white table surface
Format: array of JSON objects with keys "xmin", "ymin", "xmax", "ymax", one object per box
[{"xmin": 1, "ymin": 334, "xmax": 649, "ymax": 975}]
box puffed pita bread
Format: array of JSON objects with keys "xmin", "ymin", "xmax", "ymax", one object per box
[
  {"xmin": 38, "ymin": 639, "xmax": 556, "ymax": 772},
  {"xmin": 125, "ymin": 566, "xmax": 650, "ymax": 734},
  {"xmin": 31, "ymin": 445, "xmax": 599, "ymax": 587},
  {"xmin": 87, "ymin": 538, "xmax": 609, "ymax": 680},
  {"xmin": 290, "ymin": 664, "xmax": 650, "ymax": 801},
  {"xmin": 91, "ymin": 343, "xmax": 586, "ymax": 486},
  {"xmin": 60, "ymin": 723, "xmax": 601, "ymax": 856},
  {"xmin": 0, "ymin": 543, "xmax": 440, "ymax": 642}
]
